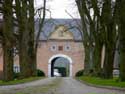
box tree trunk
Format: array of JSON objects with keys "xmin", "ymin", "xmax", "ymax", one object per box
[
  {"xmin": 102, "ymin": 22, "xmax": 116, "ymax": 79},
  {"xmin": 19, "ymin": 40, "xmax": 30, "ymax": 78},
  {"xmin": 3, "ymin": 42, "xmax": 14, "ymax": 81},
  {"xmin": 83, "ymin": 45, "xmax": 91, "ymax": 75},
  {"xmin": 119, "ymin": 45, "xmax": 125, "ymax": 81},
  {"xmin": 28, "ymin": 0, "xmax": 37, "ymax": 76},
  {"xmin": 101, "ymin": 0, "xmax": 116, "ymax": 79},
  {"xmin": 3, "ymin": 0, "xmax": 14, "ymax": 81},
  {"xmin": 102, "ymin": 43, "xmax": 115, "ymax": 79},
  {"xmin": 93, "ymin": 42, "xmax": 102, "ymax": 76},
  {"xmin": 119, "ymin": 0, "xmax": 125, "ymax": 81},
  {"xmin": 18, "ymin": 0, "xmax": 31, "ymax": 78}
]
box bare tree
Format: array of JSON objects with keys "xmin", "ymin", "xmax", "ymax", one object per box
[
  {"xmin": 76, "ymin": 0, "xmax": 119, "ymax": 78},
  {"xmin": 14, "ymin": 0, "xmax": 47, "ymax": 78}
]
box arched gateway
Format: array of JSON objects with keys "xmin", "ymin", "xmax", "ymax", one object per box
[
  {"xmin": 48, "ymin": 54, "xmax": 73, "ymax": 77},
  {"xmin": 37, "ymin": 24, "xmax": 85, "ymax": 77}
]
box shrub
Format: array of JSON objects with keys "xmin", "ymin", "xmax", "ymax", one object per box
[
  {"xmin": 37, "ymin": 69, "xmax": 45, "ymax": 77},
  {"xmin": 75, "ymin": 69, "xmax": 84, "ymax": 77},
  {"xmin": 14, "ymin": 72, "xmax": 20, "ymax": 79}
]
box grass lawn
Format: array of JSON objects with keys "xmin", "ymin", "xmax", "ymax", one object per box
[
  {"xmin": 0, "ymin": 77, "xmax": 44, "ymax": 86},
  {"xmin": 77, "ymin": 76, "xmax": 125, "ymax": 88},
  {"xmin": 0, "ymin": 78, "xmax": 61, "ymax": 94}
]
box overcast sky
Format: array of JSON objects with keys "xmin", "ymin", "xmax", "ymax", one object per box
[{"xmin": 35, "ymin": 0, "xmax": 80, "ymax": 18}]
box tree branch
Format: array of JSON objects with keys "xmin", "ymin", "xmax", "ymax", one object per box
[{"xmin": 35, "ymin": 0, "xmax": 46, "ymax": 50}]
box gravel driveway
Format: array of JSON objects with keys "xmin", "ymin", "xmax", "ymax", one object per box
[
  {"xmin": 0, "ymin": 77, "xmax": 124, "ymax": 94},
  {"xmin": 56, "ymin": 77, "xmax": 125, "ymax": 94}
]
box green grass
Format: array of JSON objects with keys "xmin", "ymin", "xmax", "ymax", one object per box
[
  {"xmin": 77, "ymin": 76, "xmax": 125, "ymax": 88},
  {"xmin": 0, "ymin": 78, "xmax": 61, "ymax": 94},
  {"xmin": 0, "ymin": 77, "xmax": 44, "ymax": 86}
]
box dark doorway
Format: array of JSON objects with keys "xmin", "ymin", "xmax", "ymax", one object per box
[{"xmin": 51, "ymin": 57, "xmax": 70, "ymax": 77}]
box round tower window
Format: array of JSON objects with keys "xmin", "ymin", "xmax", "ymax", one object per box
[
  {"xmin": 50, "ymin": 45, "xmax": 57, "ymax": 51},
  {"xmin": 65, "ymin": 45, "xmax": 71, "ymax": 51}
]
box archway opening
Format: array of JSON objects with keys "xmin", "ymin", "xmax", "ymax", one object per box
[
  {"xmin": 48, "ymin": 54, "xmax": 72, "ymax": 77},
  {"xmin": 51, "ymin": 57, "xmax": 70, "ymax": 77},
  {"xmin": 48, "ymin": 53, "xmax": 74, "ymax": 77}
]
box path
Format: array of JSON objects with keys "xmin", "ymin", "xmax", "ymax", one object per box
[
  {"xmin": 0, "ymin": 77, "xmax": 125, "ymax": 94},
  {"xmin": 0, "ymin": 77, "xmax": 60, "ymax": 94},
  {"xmin": 0, "ymin": 77, "xmax": 56, "ymax": 90},
  {"xmin": 56, "ymin": 77, "xmax": 125, "ymax": 94}
]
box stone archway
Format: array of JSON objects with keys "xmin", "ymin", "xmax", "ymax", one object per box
[{"xmin": 48, "ymin": 54, "xmax": 73, "ymax": 77}]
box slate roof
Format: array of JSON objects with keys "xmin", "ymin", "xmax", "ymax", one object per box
[{"xmin": 35, "ymin": 19, "xmax": 82, "ymax": 41}]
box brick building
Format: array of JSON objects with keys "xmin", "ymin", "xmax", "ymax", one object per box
[
  {"xmin": 37, "ymin": 25, "xmax": 84, "ymax": 77},
  {"xmin": 0, "ymin": 19, "xmax": 85, "ymax": 78}
]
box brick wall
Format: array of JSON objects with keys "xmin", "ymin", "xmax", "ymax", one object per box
[
  {"xmin": 0, "ymin": 49, "xmax": 3, "ymax": 79},
  {"xmin": 0, "ymin": 40, "xmax": 85, "ymax": 78},
  {"xmin": 37, "ymin": 40, "xmax": 85, "ymax": 77}
]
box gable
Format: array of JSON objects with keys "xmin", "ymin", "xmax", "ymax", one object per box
[
  {"xmin": 35, "ymin": 19, "xmax": 82, "ymax": 41},
  {"xmin": 49, "ymin": 25, "xmax": 74, "ymax": 40}
]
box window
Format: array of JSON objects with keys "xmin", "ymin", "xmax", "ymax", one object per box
[
  {"xmin": 50, "ymin": 45, "xmax": 57, "ymax": 51},
  {"xmin": 65, "ymin": 45, "xmax": 71, "ymax": 51},
  {"xmin": 14, "ymin": 65, "xmax": 20, "ymax": 73},
  {"xmin": 58, "ymin": 46, "xmax": 63, "ymax": 51}
]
